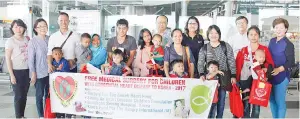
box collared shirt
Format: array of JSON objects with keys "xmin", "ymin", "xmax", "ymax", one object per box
[
  {"xmin": 47, "ymin": 30, "xmax": 80, "ymax": 60},
  {"xmin": 28, "ymin": 36, "xmax": 49, "ymax": 79},
  {"xmin": 153, "ymin": 29, "xmax": 173, "ymax": 47},
  {"xmin": 52, "ymin": 58, "xmax": 70, "ymax": 72},
  {"xmin": 182, "ymin": 33, "xmax": 204, "ymax": 66},
  {"xmin": 228, "ymin": 33, "xmax": 249, "ymax": 58},
  {"xmin": 269, "ymin": 37, "xmax": 290, "ymax": 84}
]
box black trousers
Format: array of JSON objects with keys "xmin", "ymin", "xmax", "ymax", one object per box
[{"xmin": 12, "ymin": 69, "xmax": 30, "ymax": 118}]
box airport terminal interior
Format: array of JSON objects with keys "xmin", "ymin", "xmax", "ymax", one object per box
[{"xmin": 0, "ymin": 0, "xmax": 299, "ymax": 118}]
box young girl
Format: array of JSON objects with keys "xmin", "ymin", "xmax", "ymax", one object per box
[
  {"xmin": 101, "ymin": 49, "xmax": 132, "ymax": 76},
  {"xmin": 148, "ymin": 34, "xmax": 164, "ymax": 76},
  {"xmin": 169, "ymin": 59, "xmax": 189, "ymax": 78}
]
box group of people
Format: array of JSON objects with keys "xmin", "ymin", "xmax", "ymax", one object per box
[{"xmin": 5, "ymin": 11, "xmax": 294, "ymax": 119}]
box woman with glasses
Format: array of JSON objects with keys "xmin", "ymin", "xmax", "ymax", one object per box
[{"xmin": 28, "ymin": 18, "xmax": 50, "ymax": 118}]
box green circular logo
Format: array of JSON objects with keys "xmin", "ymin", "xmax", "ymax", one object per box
[{"xmin": 190, "ymin": 85, "xmax": 212, "ymax": 114}]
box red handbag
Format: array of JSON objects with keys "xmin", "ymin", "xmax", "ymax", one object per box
[
  {"xmin": 212, "ymin": 88, "xmax": 218, "ymax": 103},
  {"xmin": 44, "ymin": 91, "xmax": 56, "ymax": 118},
  {"xmin": 80, "ymin": 65, "xmax": 89, "ymax": 73},
  {"xmin": 229, "ymin": 84, "xmax": 244, "ymax": 118},
  {"xmin": 249, "ymin": 69, "xmax": 272, "ymax": 107}
]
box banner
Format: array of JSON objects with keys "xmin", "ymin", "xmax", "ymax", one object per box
[{"xmin": 49, "ymin": 73, "xmax": 217, "ymax": 118}]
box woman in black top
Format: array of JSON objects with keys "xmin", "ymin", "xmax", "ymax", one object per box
[{"xmin": 182, "ymin": 16, "xmax": 204, "ymax": 78}]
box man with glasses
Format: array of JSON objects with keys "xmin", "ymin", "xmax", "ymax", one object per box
[
  {"xmin": 107, "ymin": 19, "xmax": 137, "ymax": 67},
  {"xmin": 154, "ymin": 15, "xmax": 173, "ymax": 47},
  {"xmin": 228, "ymin": 16, "xmax": 250, "ymax": 58}
]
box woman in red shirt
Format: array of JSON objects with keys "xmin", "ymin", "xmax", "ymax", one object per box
[{"xmin": 235, "ymin": 26, "xmax": 274, "ymax": 118}]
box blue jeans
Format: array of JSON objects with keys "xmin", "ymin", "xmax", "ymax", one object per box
[
  {"xmin": 34, "ymin": 76, "xmax": 49, "ymax": 117},
  {"xmin": 270, "ymin": 77, "xmax": 289, "ymax": 118},
  {"xmin": 216, "ymin": 88, "xmax": 226, "ymax": 118},
  {"xmin": 243, "ymin": 99, "xmax": 260, "ymax": 118},
  {"xmin": 208, "ymin": 103, "xmax": 217, "ymax": 118}
]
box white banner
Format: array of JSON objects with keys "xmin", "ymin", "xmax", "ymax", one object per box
[{"xmin": 49, "ymin": 73, "xmax": 217, "ymax": 118}]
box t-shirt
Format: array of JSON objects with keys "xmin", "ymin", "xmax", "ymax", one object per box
[
  {"xmin": 107, "ymin": 35, "xmax": 137, "ymax": 63},
  {"xmin": 227, "ymin": 33, "xmax": 249, "ymax": 58},
  {"xmin": 151, "ymin": 46, "xmax": 164, "ymax": 61},
  {"xmin": 5, "ymin": 37, "xmax": 29, "ymax": 69}
]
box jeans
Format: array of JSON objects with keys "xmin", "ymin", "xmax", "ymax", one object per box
[
  {"xmin": 35, "ymin": 76, "xmax": 49, "ymax": 117},
  {"xmin": 216, "ymin": 88, "xmax": 226, "ymax": 118},
  {"xmin": 12, "ymin": 69, "xmax": 30, "ymax": 118},
  {"xmin": 243, "ymin": 99, "xmax": 260, "ymax": 118},
  {"xmin": 208, "ymin": 103, "xmax": 217, "ymax": 118},
  {"xmin": 270, "ymin": 77, "xmax": 289, "ymax": 118}
]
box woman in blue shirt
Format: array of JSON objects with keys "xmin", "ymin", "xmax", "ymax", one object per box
[
  {"xmin": 89, "ymin": 34, "xmax": 107, "ymax": 69},
  {"xmin": 268, "ymin": 18, "xmax": 295, "ymax": 118}
]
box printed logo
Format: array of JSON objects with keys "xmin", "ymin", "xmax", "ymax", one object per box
[
  {"xmin": 190, "ymin": 85, "xmax": 212, "ymax": 114},
  {"xmin": 255, "ymin": 88, "xmax": 267, "ymax": 98},
  {"xmin": 53, "ymin": 76, "xmax": 77, "ymax": 107}
]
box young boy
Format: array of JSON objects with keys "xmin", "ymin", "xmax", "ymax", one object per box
[
  {"xmin": 101, "ymin": 49, "xmax": 132, "ymax": 76},
  {"xmin": 206, "ymin": 60, "xmax": 223, "ymax": 118},
  {"xmin": 75, "ymin": 33, "xmax": 92, "ymax": 72},
  {"xmin": 169, "ymin": 59, "xmax": 189, "ymax": 78},
  {"xmin": 51, "ymin": 47, "xmax": 71, "ymax": 118},
  {"xmin": 52, "ymin": 47, "xmax": 70, "ymax": 72}
]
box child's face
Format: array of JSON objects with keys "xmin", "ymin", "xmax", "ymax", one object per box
[
  {"xmin": 81, "ymin": 37, "xmax": 91, "ymax": 48},
  {"xmin": 176, "ymin": 100, "xmax": 182, "ymax": 107},
  {"xmin": 173, "ymin": 63, "xmax": 184, "ymax": 74},
  {"xmin": 112, "ymin": 54, "xmax": 123, "ymax": 64},
  {"xmin": 208, "ymin": 64, "xmax": 218, "ymax": 73},
  {"xmin": 152, "ymin": 36, "xmax": 162, "ymax": 46},
  {"xmin": 52, "ymin": 50, "xmax": 63, "ymax": 61},
  {"xmin": 255, "ymin": 52, "xmax": 265, "ymax": 64}
]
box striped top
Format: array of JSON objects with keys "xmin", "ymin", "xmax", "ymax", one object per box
[
  {"xmin": 28, "ymin": 36, "xmax": 49, "ymax": 79},
  {"xmin": 198, "ymin": 42, "xmax": 236, "ymax": 77}
]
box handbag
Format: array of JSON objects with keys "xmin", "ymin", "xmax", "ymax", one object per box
[
  {"xmin": 249, "ymin": 70, "xmax": 272, "ymax": 107},
  {"xmin": 44, "ymin": 91, "xmax": 56, "ymax": 118},
  {"xmin": 229, "ymin": 84, "xmax": 244, "ymax": 118}
]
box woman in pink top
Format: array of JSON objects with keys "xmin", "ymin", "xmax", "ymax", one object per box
[{"xmin": 133, "ymin": 28, "xmax": 154, "ymax": 76}]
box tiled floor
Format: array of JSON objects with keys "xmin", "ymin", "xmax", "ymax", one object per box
[{"xmin": 0, "ymin": 82, "xmax": 299, "ymax": 118}]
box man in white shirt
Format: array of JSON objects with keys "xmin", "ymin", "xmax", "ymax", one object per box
[
  {"xmin": 228, "ymin": 16, "xmax": 250, "ymax": 58},
  {"xmin": 47, "ymin": 12, "xmax": 80, "ymax": 73}
]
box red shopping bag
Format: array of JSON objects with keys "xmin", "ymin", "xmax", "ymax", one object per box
[
  {"xmin": 44, "ymin": 92, "xmax": 56, "ymax": 118},
  {"xmin": 80, "ymin": 65, "xmax": 88, "ymax": 73},
  {"xmin": 229, "ymin": 84, "xmax": 244, "ymax": 118},
  {"xmin": 249, "ymin": 80, "xmax": 272, "ymax": 107}
]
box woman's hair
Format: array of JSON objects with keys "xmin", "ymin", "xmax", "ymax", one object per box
[
  {"xmin": 184, "ymin": 16, "xmax": 200, "ymax": 35},
  {"xmin": 10, "ymin": 19, "xmax": 27, "ymax": 35},
  {"xmin": 138, "ymin": 28, "xmax": 153, "ymax": 50},
  {"xmin": 81, "ymin": 33, "xmax": 91, "ymax": 39},
  {"xmin": 171, "ymin": 28, "xmax": 183, "ymax": 37},
  {"xmin": 272, "ymin": 18, "xmax": 289, "ymax": 29},
  {"xmin": 206, "ymin": 25, "xmax": 221, "ymax": 41},
  {"xmin": 33, "ymin": 18, "xmax": 48, "ymax": 35},
  {"xmin": 247, "ymin": 25, "xmax": 261, "ymax": 37}
]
